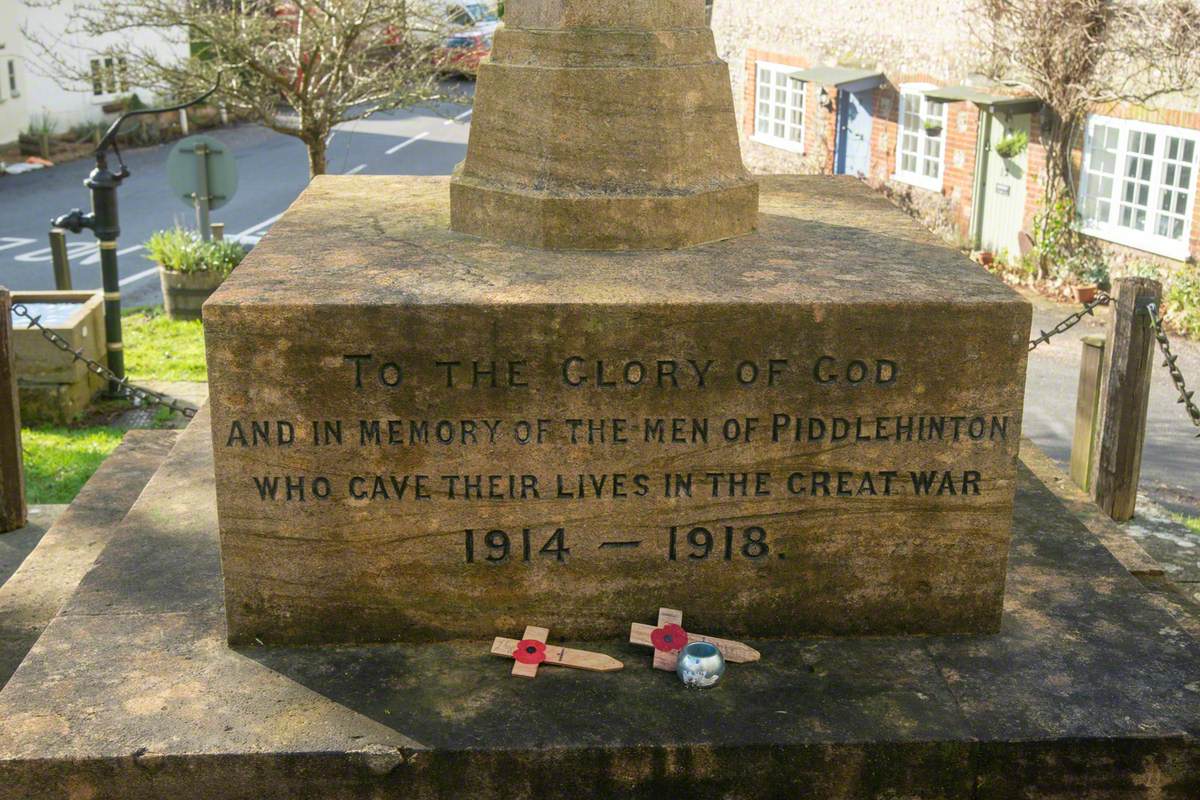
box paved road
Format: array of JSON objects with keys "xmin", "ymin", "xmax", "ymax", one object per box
[
  {"xmin": 1022, "ymin": 288, "xmax": 1200, "ymax": 517},
  {"xmin": 0, "ymin": 84, "xmax": 474, "ymax": 307}
]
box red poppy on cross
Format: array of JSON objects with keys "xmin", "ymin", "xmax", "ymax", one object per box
[
  {"xmin": 491, "ymin": 625, "xmax": 624, "ymax": 678},
  {"xmin": 629, "ymin": 608, "xmax": 762, "ymax": 671}
]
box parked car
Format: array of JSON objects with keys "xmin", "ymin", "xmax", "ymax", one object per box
[
  {"xmin": 435, "ymin": 29, "xmax": 493, "ymax": 76},
  {"xmin": 434, "ymin": 3, "xmax": 499, "ymax": 77}
]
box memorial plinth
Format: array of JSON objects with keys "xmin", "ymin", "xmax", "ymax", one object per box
[{"xmin": 204, "ymin": 175, "xmax": 1031, "ymax": 646}]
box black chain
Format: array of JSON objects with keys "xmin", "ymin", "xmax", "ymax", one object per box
[
  {"xmin": 1146, "ymin": 302, "xmax": 1200, "ymax": 438},
  {"xmin": 10, "ymin": 303, "xmax": 198, "ymax": 419},
  {"xmin": 1028, "ymin": 292, "xmax": 1111, "ymax": 351}
]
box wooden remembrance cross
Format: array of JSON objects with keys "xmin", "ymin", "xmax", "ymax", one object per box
[
  {"xmin": 630, "ymin": 608, "xmax": 761, "ymax": 671},
  {"xmin": 491, "ymin": 625, "xmax": 624, "ymax": 678}
]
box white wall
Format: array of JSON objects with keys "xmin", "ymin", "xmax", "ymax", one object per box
[
  {"xmin": 0, "ymin": 0, "xmax": 30, "ymax": 144},
  {"xmin": 13, "ymin": 0, "xmax": 189, "ymax": 135}
]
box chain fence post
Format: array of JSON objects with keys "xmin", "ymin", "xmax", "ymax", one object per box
[
  {"xmin": 1089, "ymin": 277, "xmax": 1162, "ymax": 522},
  {"xmin": 49, "ymin": 229, "xmax": 73, "ymax": 291},
  {"xmin": 0, "ymin": 286, "xmax": 27, "ymax": 533},
  {"xmin": 1070, "ymin": 334, "xmax": 1106, "ymax": 491}
]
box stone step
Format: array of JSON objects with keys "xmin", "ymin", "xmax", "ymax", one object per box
[
  {"xmin": 0, "ymin": 429, "xmax": 178, "ymax": 689},
  {"xmin": 1, "ymin": 412, "xmax": 1198, "ymax": 798}
]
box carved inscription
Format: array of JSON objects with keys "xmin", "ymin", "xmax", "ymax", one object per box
[{"xmin": 223, "ymin": 353, "xmax": 1010, "ymax": 568}]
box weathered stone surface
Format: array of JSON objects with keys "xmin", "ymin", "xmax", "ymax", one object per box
[
  {"xmin": 449, "ymin": 0, "xmax": 758, "ymax": 249},
  {"xmin": 204, "ymin": 174, "xmax": 1030, "ymax": 646},
  {"xmin": 0, "ymin": 430, "xmax": 176, "ymax": 689},
  {"xmin": 0, "ymin": 419, "xmax": 1197, "ymax": 799}
]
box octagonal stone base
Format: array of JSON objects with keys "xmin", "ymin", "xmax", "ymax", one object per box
[
  {"xmin": 448, "ymin": 0, "xmax": 758, "ymax": 250},
  {"xmin": 449, "ymin": 173, "xmax": 760, "ymax": 250}
]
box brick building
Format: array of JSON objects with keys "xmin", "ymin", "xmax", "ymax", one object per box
[{"xmin": 711, "ymin": 0, "xmax": 1200, "ymax": 267}]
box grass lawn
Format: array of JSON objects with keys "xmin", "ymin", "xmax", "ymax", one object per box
[
  {"xmin": 1174, "ymin": 513, "xmax": 1200, "ymax": 536},
  {"xmin": 121, "ymin": 306, "xmax": 207, "ymax": 381},
  {"xmin": 21, "ymin": 427, "xmax": 126, "ymax": 504},
  {"xmin": 18, "ymin": 307, "xmax": 206, "ymax": 505}
]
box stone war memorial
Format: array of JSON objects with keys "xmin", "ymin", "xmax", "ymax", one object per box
[{"xmin": 2, "ymin": 1, "xmax": 1199, "ymax": 798}]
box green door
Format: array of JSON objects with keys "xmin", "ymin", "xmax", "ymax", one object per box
[{"xmin": 976, "ymin": 111, "xmax": 1031, "ymax": 258}]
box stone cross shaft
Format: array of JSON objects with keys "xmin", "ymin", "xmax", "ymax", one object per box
[{"xmin": 449, "ymin": 0, "xmax": 759, "ymax": 250}]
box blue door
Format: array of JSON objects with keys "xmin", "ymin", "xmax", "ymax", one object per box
[{"xmin": 836, "ymin": 87, "xmax": 874, "ymax": 176}]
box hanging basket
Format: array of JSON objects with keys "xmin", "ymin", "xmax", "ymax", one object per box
[{"xmin": 995, "ymin": 130, "xmax": 1029, "ymax": 160}]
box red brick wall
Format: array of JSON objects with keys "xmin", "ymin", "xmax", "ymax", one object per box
[
  {"xmin": 944, "ymin": 103, "xmax": 980, "ymax": 239},
  {"xmin": 1022, "ymin": 111, "xmax": 1047, "ymax": 236}
]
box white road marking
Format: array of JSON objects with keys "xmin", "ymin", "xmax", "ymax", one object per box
[
  {"xmin": 326, "ymin": 131, "xmax": 336, "ymax": 146},
  {"xmin": 14, "ymin": 241, "xmax": 98, "ymax": 263},
  {"xmin": 345, "ymin": 163, "xmax": 368, "ymax": 175},
  {"xmin": 119, "ymin": 266, "xmax": 160, "ymax": 288},
  {"xmin": 386, "ymin": 131, "xmax": 430, "ymax": 154},
  {"xmin": 232, "ymin": 213, "xmax": 285, "ymax": 245},
  {"xmin": 81, "ymin": 244, "xmax": 143, "ymax": 266},
  {"xmin": 444, "ymin": 109, "xmax": 473, "ymax": 125},
  {"xmin": 0, "ymin": 237, "xmax": 36, "ymax": 252}
]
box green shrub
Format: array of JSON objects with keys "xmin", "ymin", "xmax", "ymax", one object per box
[
  {"xmin": 1119, "ymin": 259, "xmax": 1163, "ymax": 280},
  {"xmin": 1034, "ymin": 196, "xmax": 1110, "ymax": 285},
  {"xmin": 1079, "ymin": 253, "xmax": 1110, "ymax": 289},
  {"xmin": 144, "ymin": 227, "xmax": 245, "ymax": 276},
  {"xmin": 25, "ymin": 113, "xmax": 58, "ymax": 138},
  {"xmin": 1165, "ymin": 262, "xmax": 1200, "ymax": 338}
]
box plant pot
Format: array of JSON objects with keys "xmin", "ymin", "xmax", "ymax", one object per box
[
  {"xmin": 159, "ymin": 266, "xmax": 225, "ymax": 321},
  {"xmin": 1072, "ymin": 285, "xmax": 1099, "ymax": 304},
  {"xmin": 978, "ymin": 251, "xmax": 995, "ymax": 266}
]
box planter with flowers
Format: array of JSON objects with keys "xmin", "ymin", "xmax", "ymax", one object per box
[{"xmin": 146, "ymin": 228, "xmax": 246, "ymax": 321}]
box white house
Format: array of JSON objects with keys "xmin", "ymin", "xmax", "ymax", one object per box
[
  {"xmin": 0, "ymin": 0, "xmax": 188, "ymax": 145},
  {"xmin": 0, "ymin": 0, "xmax": 30, "ymax": 144}
]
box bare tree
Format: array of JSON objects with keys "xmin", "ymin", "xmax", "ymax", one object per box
[
  {"xmin": 25, "ymin": 0, "xmax": 454, "ymax": 176},
  {"xmin": 974, "ymin": 0, "xmax": 1200, "ymax": 272}
]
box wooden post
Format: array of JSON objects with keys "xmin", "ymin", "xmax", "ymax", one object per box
[
  {"xmin": 1089, "ymin": 277, "xmax": 1162, "ymax": 521},
  {"xmin": 1070, "ymin": 334, "xmax": 1106, "ymax": 491},
  {"xmin": 49, "ymin": 228, "xmax": 73, "ymax": 290},
  {"xmin": 0, "ymin": 286, "xmax": 27, "ymax": 533}
]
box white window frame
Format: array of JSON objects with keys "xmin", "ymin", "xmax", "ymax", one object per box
[
  {"xmin": 892, "ymin": 83, "xmax": 948, "ymax": 192},
  {"xmin": 1078, "ymin": 114, "xmax": 1200, "ymax": 261},
  {"xmin": 751, "ymin": 61, "xmax": 806, "ymax": 154}
]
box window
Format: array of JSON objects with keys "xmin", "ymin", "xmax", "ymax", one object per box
[
  {"xmin": 7, "ymin": 59, "xmax": 18, "ymax": 98},
  {"xmin": 753, "ymin": 62, "xmax": 805, "ymax": 153},
  {"xmin": 1079, "ymin": 115, "xmax": 1199, "ymax": 260},
  {"xmin": 89, "ymin": 55, "xmax": 129, "ymax": 97},
  {"xmin": 893, "ymin": 85, "xmax": 947, "ymax": 191}
]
